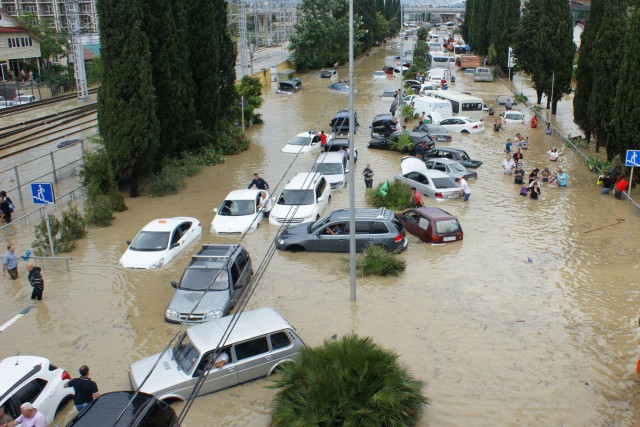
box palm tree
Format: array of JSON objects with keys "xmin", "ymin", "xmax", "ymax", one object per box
[{"xmin": 270, "ymin": 334, "xmax": 428, "ymax": 426}]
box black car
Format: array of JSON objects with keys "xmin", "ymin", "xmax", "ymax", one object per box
[
  {"xmin": 330, "ymin": 109, "xmax": 359, "ymax": 135},
  {"xmin": 325, "ymin": 138, "xmax": 358, "ymax": 163},
  {"xmin": 412, "ymin": 124, "xmax": 452, "ymax": 143},
  {"xmin": 368, "ymin": 131, "xmax": 435, "ymax": 155},
  {"xmin": 423, "ymin": 147, "xmax": 483, "ymax": 168},
  {"xmin": 370, "ymin": 113, "xmax": 398, "ymax": 138},
  {"xmin": 65, "ymin": 391, "xmax": 177, "ymax": 427}
]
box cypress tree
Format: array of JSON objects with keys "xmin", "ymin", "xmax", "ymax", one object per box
[
  {"xmin": 573, "ymin": 0, "xmax": 607, "ymax": 146},
  {"xmin": 469, "ymin": 0, "xmax": 490, "ymax": 54},
  {"xmin": 142, "ymin": 0, "xmax": 197, "ymax": 160},
  {"xmin": 97, "ymin": 0, "xmax": 160, "ymax": 197},
  {"xmin": 611, "ymin": 5, "xmax": 640, "ymax": 160},
  {"xmin": 462, "ymin": 0, "xmax": 474, "ymax": 41},
  {"xmin": 489, "ymin": 0, "xmax": 520, "ymax": 72},
  {"xmin": 589, "ymin": 0, "xmax": 635, "ymax": 155}
]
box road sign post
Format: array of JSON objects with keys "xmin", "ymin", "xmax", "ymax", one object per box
[
  {"xmin": 30, "ymin": 183, "xmax": 56, "ymax": 256},
  {"xmin": 626, "ymin": 150, "xmax": 639, "ymax": 200}
]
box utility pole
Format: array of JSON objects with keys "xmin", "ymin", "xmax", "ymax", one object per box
[
  {"xmin": 398, "ymin": 2, "xmax": 404, "ymax": 125},
  {"xmin": 238, "ymin": 0, "xmax": 248, "ymax": 79},
  {"xmin": 348, "ymin": 0, "xmax": 356, "ymax": 301},
  {"xmin": 64, "ymin": 0, "xmax": 88, "ymax": 101}
]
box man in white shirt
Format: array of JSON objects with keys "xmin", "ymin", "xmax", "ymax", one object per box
[
  {"xmin": 455, "ymin": 177, "xmax": 471, "ymax": 202},
  {"xmin": 502, "ymin": 154, "xmax": 515, "ymax": 174},
  {"xmin": 1, "ymin": 403, "xmax": 45, "ymax": 427}
]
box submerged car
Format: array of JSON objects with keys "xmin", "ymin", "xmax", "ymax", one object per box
[
  {"xmin": 0, "ymin": 356, "xmax": 73, "ymax": 425},
  {"xmin": 130, "ymin": 308, "xmax": 305, "ymax": 401},
  {"xmin": 496, "ymin": 95, "xmax": 516, "ymax": 106},
  {"xmin": 502, "ymin": 111, "xmax": 525, "ymax": 124},
  {"xmin": 437, "ymin": 116, "xmax": 485, "ymax": 134},
  {"xmin": 165, "ymin": 244, "xmax": 252, "ymax": 323},
  {"xmin": 269, "ymin": 172, "xmax": 331, "ymax": 226},
  {"xmin": 423, "ymin": 147, "xmax": 483, "ymax": 168},
  {"xmin": 119, "ymin": 217, "xmax": 202, "ymax": 269},
  {"xmin": 424, "ymin": 158, "xmax": 478, "ymax": 181},
  {"xmin": 396, "ymin": 207, "xmax": 463, "ymax": 243},
  {"xmin": 311, "ymin": 151, "xmax": 348, "ymax": 189},
  {"xmin": 211, "ymin": 189, "xmax": 265, "ymax": 234},
  {"xmin": 368, "ymin": 131, "xmax": 435, "ymax": 154},
  {"xmin": 394, "ymin": 157, "xmax": 461, "ymax": 201},
  {"xmin": 412, "ymin": 123, "xmax": 452, "ymax": 143},
  {"xmin": 275, "ymin": 208, "xmax": 408, "ymax": 253},
  {"xmin": 281, "ymin": 131, "xmax": 331, "ymax": 153},
  {"xmin": 324, "ymin": 138, "xmax": 358, "ymax": 163},
  {"xmin": 330, "ymin": 109, "xmax": 359, "ymax": 135},
  {"xmin": 370, "ymin": 113, "xmax": 398, "ymax": 138},
  {"xmin": 320, "ymin": 69, "xmax": 337, "ymax": 78},
  {"xmin": 328, "ymin": 81, "xmax": 349, "ymax": 92},
  {"xmin": 276, "ymin": 81, "xmax": 299, "ymax": 94}
]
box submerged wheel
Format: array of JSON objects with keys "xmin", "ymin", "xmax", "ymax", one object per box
[{"xmin": 288, "ymin": 245, "xmax": 305, "ymax": 253}]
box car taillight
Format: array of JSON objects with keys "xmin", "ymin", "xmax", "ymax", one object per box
[
  {"xmin": 446, "ymin": 136, "xmax": 452, "ymax": 141},
  {"xmin": 472, "ymin": 124, "xmax": 478, "ymax": 129},
  {"xmin": 435, "ymin": 192, "xmax": 443, "ymax": 198},
  {"xmin": 457, "ymin": 232, "xmax": 463, "ymax": 239},
  {"xmin": 394, "ymin": 232, "xmax": 405, "ymax": 242},
  {"xmin": 62, "ymin": 371, "xmax": 71, "ymax": 380},
  {"xmin": 432, "ymin": 235, "xmax": 441, "ymax": 243}
]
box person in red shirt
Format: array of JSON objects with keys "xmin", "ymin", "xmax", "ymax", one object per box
[
  {"xmin": 319, "ymin": 130, "xmax": 328, "ymax": 152},
  {"xmin": 411, "ymin": 187, "xmax": 424, "ymax": 207},
  {"xmin": 614, "ymin": 176, "xmax": 629, "ymax": 200}
]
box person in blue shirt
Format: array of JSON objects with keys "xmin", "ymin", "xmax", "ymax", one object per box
[
  {"xmin": 556, "ymin": 168, "xmax": 569, "ymax": 187},
  {"xmin": 504, "ymin": 138, "xmax": 513, "ymax": 153},
  {"xmin": 247, "ymin": 173, "xmax": 269, "ymax": 190}
]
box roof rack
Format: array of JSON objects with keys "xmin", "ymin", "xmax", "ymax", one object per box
[{"xmin": 377, "ymin": 207, "xmax": 387, "ymax": 219}]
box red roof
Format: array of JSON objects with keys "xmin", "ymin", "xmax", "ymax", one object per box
[{"xmin": 0, "ymin": 26, "xmax": 29, "ymax": 33}]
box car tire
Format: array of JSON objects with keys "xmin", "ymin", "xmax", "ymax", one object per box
[
  {"xmin": 288, "ymin": 245, "xmax": 305, "ymax": 253},
  {"xmin": 461, "ymin": 130, "xmax": 469, "ymax": 134}
]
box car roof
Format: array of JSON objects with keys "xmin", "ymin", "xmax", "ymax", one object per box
[
  {"xmin": 333, "ymin": 109, "xmax": 350, "ymax": 118},
  {"xmin": 327, "ymin": 138, "xmax": 349, "ymax": 146},
  {"xmin": 225, "ymin": 189, "xmax": 262, "ymax": 200},
  {"xmin": 316, "ymin": 151, "xmax": 346, "ymax": 163},
  {"xmin": 414, "ymin": 206, "xmax": 458, "ymax": 221},
  {"xmin": 373, "ymin": 113, "xmax": 394, "ymax": 121},
  {"xmin": 327, "ymin": 208, "xmax": 395, "ymax": 221},
  {"xmin": 427, "ymin": 147, "xmax": 464, "ymax": 154},
  {"xmin": 293, "ymin": 131, "xmax": 315, "ymax": 138},
  {"xmin": 427, "ymin": 158, "xmax": 461, "ymax": 165},
  {"xmin": 66, "ymin": 391, "xmax": 165, "ymax": 426},
  {"xmin": 141, "ymin": 217, "xmax": 197, "ymax": 232},
  {"xmin": 188, "ymin": 308, "xmax": 293, "ymax": 350},
  {"xmin": 286, "ymin": 172, "xmax": 324, "ymax": 189},
  {"xmin": 0, "ymin": 356, "xmax": 49, "ymax": 395}
]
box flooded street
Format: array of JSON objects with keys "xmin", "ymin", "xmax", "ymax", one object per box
[{"xmin": 1, "ymin": 40, "xmax": 640, "ymax": 426}]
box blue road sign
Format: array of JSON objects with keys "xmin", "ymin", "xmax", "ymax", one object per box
[
  {"xmin": 626, "ymin": 150, "xmax": 640, "ymax": 167},
  {"xmin": 30, "ymin": 182, "xmax": 55, "ymax": 204}
]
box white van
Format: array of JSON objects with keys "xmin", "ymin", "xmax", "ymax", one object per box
[
  {"xmin": 13, "ymin": 94, "xmax": 37, "ymax": 105},
  {"xmin": 427, "ymin": 41, "xmax": 443, "ymax": 52},
  {"xmin": 269, "ymin": 172, "xmax": 331, "ymax": 225},
  {"xmin": 474, "ymin": 67, "xmax": 494, "ymax": 82},
  {"xmin": 412, "ymin": 97, "xmax": 453, "ymax": 120},
  {"xmin": 312, "ymin": 151, "xmax": 348, "ymax": 189},
  {"xmin": 428, "ymin": 68, "xmax": 451, "ymax": 84}
]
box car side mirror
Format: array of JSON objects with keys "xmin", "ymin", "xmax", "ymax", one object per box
[
  {"xmin": 126, "ymin": 240, "xmax": 131, "ymax": 246},
  {"xmin": 213, "ymin": 208, "xmax": 218, "ymax": 213},
  {"xmin": 171, "ymin": 281, "xmax": 177, "ymax": 288},
  {"xmin": 317, "ymin": 196, "xmax": 325, "ymax": 202},
  {"xmin": 345, "ymin": 169, "xmax": 349, "ymax": 173},
  {"xmin": 171, "ymin": 242, "xmax": 180, "ymax": 249}
]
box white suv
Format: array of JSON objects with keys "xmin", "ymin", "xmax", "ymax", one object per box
[
  {"xmin": 0, "ymin": 356, "xmax": 74, "ymax": 424},
  {"xmin": 311, "ymin": 151, "xmax": 348, "ymax": 189},
  {"xmin": 269, "ymin": 172, "xmax": 331, "ymax": 225}
]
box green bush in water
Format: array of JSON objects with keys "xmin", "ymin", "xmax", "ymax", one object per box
[{"xmin": 367, "ymin": 180, "xmax": 413, "ymax": 211}]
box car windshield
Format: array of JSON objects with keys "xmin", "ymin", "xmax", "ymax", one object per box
[
  {"xmin": 429, "ymin": 126, "xmax": 447, "ymax": 134},
  {"xmin": 309, "ymin": 216, "xmax": 331, "ymax": 233},
  {"xmin": 435, "ymin": 219, "xmax": 461, "ymax": 233},
  {"xmin": 432, "ymin": 178, "xmax": 456, "ymax": 189},
  {"xmin": 129, "ymin": 231, "xmax": 170, "ymax": 251},
  {"xmin": 179, "ymin": 268, "xmax": 229, "ymax": 291},
  {"xmin": 218, "ymin": 199, "xmax": 256, "ymax": 216},
  {"xmin": 448, "ymin": 163, "xmax": 466, "ymax": 173},
  {"xmin": 459, "ymin": 152, "xmax": 470, "ymax": 161},
  {"xmin": 172, "ymin": 333, "xmax": 200, "ymax": 374},
  {"xmin": 288, "ymin": 136, "xmax": 311, "ymax": 146},
  {"xmin": 277, "ymin": 189, "xmax": 314, "ymax": 206},
  {"xmin": 505, "ymin": 113, "xmax": 521, "ymax": 120},
  {"xmin": 312, "ymin": 163, "xmax": 343, "ymax": 175}
]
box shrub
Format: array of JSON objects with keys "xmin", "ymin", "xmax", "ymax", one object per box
[
  {"xmin": 367, "ymin": 180, "xmax": 413, "ymax": 211},
  {"xmin": 349, "ymin": 244, "xmax": 406, "ymax": 277},
  {"xmin": 85, "ymin": 194, "xmax": 114, "ymax": 227},
  {"xmin": 585, "ymin": 156, "xmax": 612, "ymax": 175},
  {"xmin": 80, "ymin": 140, "xmax": 126, "ymax": 212},
  {"xmin": 60, "ymin": 206, "xmax": 86, "ymax": 241},
  {"xmin": 214, "ymin": 123, "xmax": 250, "ymax": 155},
  {"xmin": 32, "ymin": 208, "xmax": 83, "ymax": 255},
  {"xmin": 270, "ymin": 334, "xmax": 428, "ymax": 426},
  {"xmin": 144, "ymin": 167, "xmax": 186, "ymax": 197},
  {"xmin": 196, "ymin": 145, "xmax": 225, "ymax": 166},
  {"xmin": 391, "ymin": 133, "xmax": 414, "ymax": 153},
  {"xmin": 514, "ymin": 92, "xmax": 529, "ymax": 104}
]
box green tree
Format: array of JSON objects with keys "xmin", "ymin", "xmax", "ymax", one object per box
[
  {"xmin": 468, "ymin": 0, "xmax": 490, "ymax": 54},
  {"xmin": 236, "ymin": 76, "xmax": 264, "ymax": 126},
  {"xmin": 271, "ymin": 335, "xmax": 428, "ymax": 426},
  {"xmin": 588, "ymin": 0, "xmax": 636, "ymax": 154},
  {"xmin": 142, "ymin": 0, "xmax": 197, "ymax": 160},
  {"xmin": 488, "ymin": 0, "xmax": 520, "ymax": 72},
  {"xmin": 573, "ymin": 0, "xmax": 607, "ymax": 146},
  {"xmin": 15, "ymin": 13, "xmax": 68, "ymax": 71},
  {"xmin": 462, "ymin": 0, "xmax": 474, "ymax": 41},
  {"xmin": 611, "ymin": 5, "xmax": 640, "ymax": 161},
  {"xmin": 97, "ymin": 0, "xmax": 160, "ymax": 197}
]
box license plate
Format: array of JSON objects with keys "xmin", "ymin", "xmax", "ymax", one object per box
[{"xmin": 443, "ymin": 236, "xmax": 456, "ymax": 242}]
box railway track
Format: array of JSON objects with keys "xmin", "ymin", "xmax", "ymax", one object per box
[{"xmin": 0, "ymin": 87, "xmax": 98, "ymax": 118}]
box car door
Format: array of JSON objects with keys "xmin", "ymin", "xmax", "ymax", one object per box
[
  {"xmin": 8, "ymin": 378, "xmax": 51, "ymax": 422},
  {"xmin": 402, "ymin": 211, "xmax": 421, "ymax": 239},
  {"xmin": 353, "ymin": 221, "xmax": 373, "ymax": 251},
  {"xmin": 231, "ymin": 252, "xmax": 250, "ymax": 305},
  {"xmin": 417, "ymin": 215, "xmax": 433, "ymax": 242},
  {"xmin": 196, "ymin": 349, "xmax": 239, "ymax": 395},
  {"xmin": 233, "ymin": 337, "xmax": 273, "ymax": 384},
  {"xmin": 312, "ymin": 222, "xmax": 348, "ymax": 252},
  {"xmin": 166, "ymin": 222, "xmax": 190, "ymax": 263}
]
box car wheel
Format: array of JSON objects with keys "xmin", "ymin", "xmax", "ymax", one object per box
[
  {"xmin": 288, "ymin": 245, "xmax": 305, "ymax": 253},
  {"xmin": 461, "ymin": 130, "xmax": 470, "ymax": 134}
]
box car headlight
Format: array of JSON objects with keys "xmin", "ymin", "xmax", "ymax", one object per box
[
  {"xmin": 150, "ymin": 258, "xmax": 164, "ymax": 269},
  {"xmin": 302, "ymin": 213, "xmax": 313, "ymax": 220},
  {"xmin": 336, "ymin": 181, "xmax": 344, "ymax": 187},
  {"xmin": 204, "ymin": 310, "xmax": 222, "ymax": 319},
  {"xmin": 165, "ymin": 309, "xmax": 177, "ymax": 319},
  {"xmin": 277, "ymin": 238, "xmax": 285, "ymax": 245}
]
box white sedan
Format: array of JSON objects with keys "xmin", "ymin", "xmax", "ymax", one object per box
[
  {"xmin": 502, "ymin": 111, "xmax": 525, "ymax": 124},
  {"xmin": 211, "ymin": 189, "xmax": 267, "ymax": 234},
  {"xmin": 437, "ymin": 116, "xmax": 485, "ymax": 134},
  {"xmin": 394, "ymin": 157, "xmax": 461, "ymax": 201},
  {"xmin": 0, "ymin": 356, "xmax": 74, "ymax": 425},
  {"xmin": 281, "ymin": 131, "xmax": 332, "ymax": 154},
  {"xmin": 119, "ymin": 217, "xmax": 202, "ymax": 269}
]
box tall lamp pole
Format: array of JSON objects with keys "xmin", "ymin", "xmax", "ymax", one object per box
[
  {"xmin": 549, "ymin": 71, "xmax": 555, "ymax": 121},
  {"xmin": 348, "ymin": 0, "xmax": 356, "ymax": 301},
  {"xmin": 398, "ymin": 3, "xmax": 404, "ymax": 125}
]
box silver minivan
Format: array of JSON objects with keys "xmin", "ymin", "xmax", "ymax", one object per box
[
  {"xmin": 311, "ymin": 151, "xmax": 348, "ymax": 189},
  {"xmin": 129, "ymin": 308, "xmax": 305, "ymax": 401}
]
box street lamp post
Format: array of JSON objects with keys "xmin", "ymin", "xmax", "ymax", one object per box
[{"xmin": 549, "ymin": 71, "xmax": 555, "ymax": 121}]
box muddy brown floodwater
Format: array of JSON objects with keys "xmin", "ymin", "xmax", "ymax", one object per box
[{"xmin": 1, "ymin": 39, "xmax": 639, "ymax": 426}]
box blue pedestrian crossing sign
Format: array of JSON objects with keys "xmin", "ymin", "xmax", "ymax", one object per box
[
  {"xmin": 626, "ymin": 150, "xmax": 640, "ymax": 167},
  {"xmin": 31, "ymin": 182, "xmax": 55, "ymax": 204}
]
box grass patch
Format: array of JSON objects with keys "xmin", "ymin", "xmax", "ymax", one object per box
[
  {"xmin": 344, "ymin": 244, "xmax": 406, "ymax": 277},
  {"xmin": 585, "ymin": 155, "xmax": 612, "ymax": 175},
  {"xmin": 367, "ymin": 180, "xmax": 413, "ymax": 211}
]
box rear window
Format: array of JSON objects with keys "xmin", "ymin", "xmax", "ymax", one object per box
[
  {"xmin": 435, "ymin": 219, "xmax": 461, "ymax": 233},
  {"xmin": 433, "ymin": 57, "xmax": 448, "ymax": 63},
  {"xmin": 369, "ymin": 221, "xmax": 389, "ymax": 234},
  {"xmin": 271, "ymin": 332, "xmax": 291, "ymax": 350},
  {"xmin": 235, "ymin": 337, "xmax": 269, "ymax": 360},
  {"xmin": 432, "ymin": 178, "xmax": 455, "ymax": 189},
  {"xmin": 462, "ymin": 103, "xmax": 483, "ymax": 111},
  {"xmin": 391, "ymin": 218, "xmax": 404, "ymax": 233}
]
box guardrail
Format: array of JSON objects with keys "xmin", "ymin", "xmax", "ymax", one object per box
[{"xmin": 28, "ymin": 255, "xmax": 71, "ymax": 272}]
